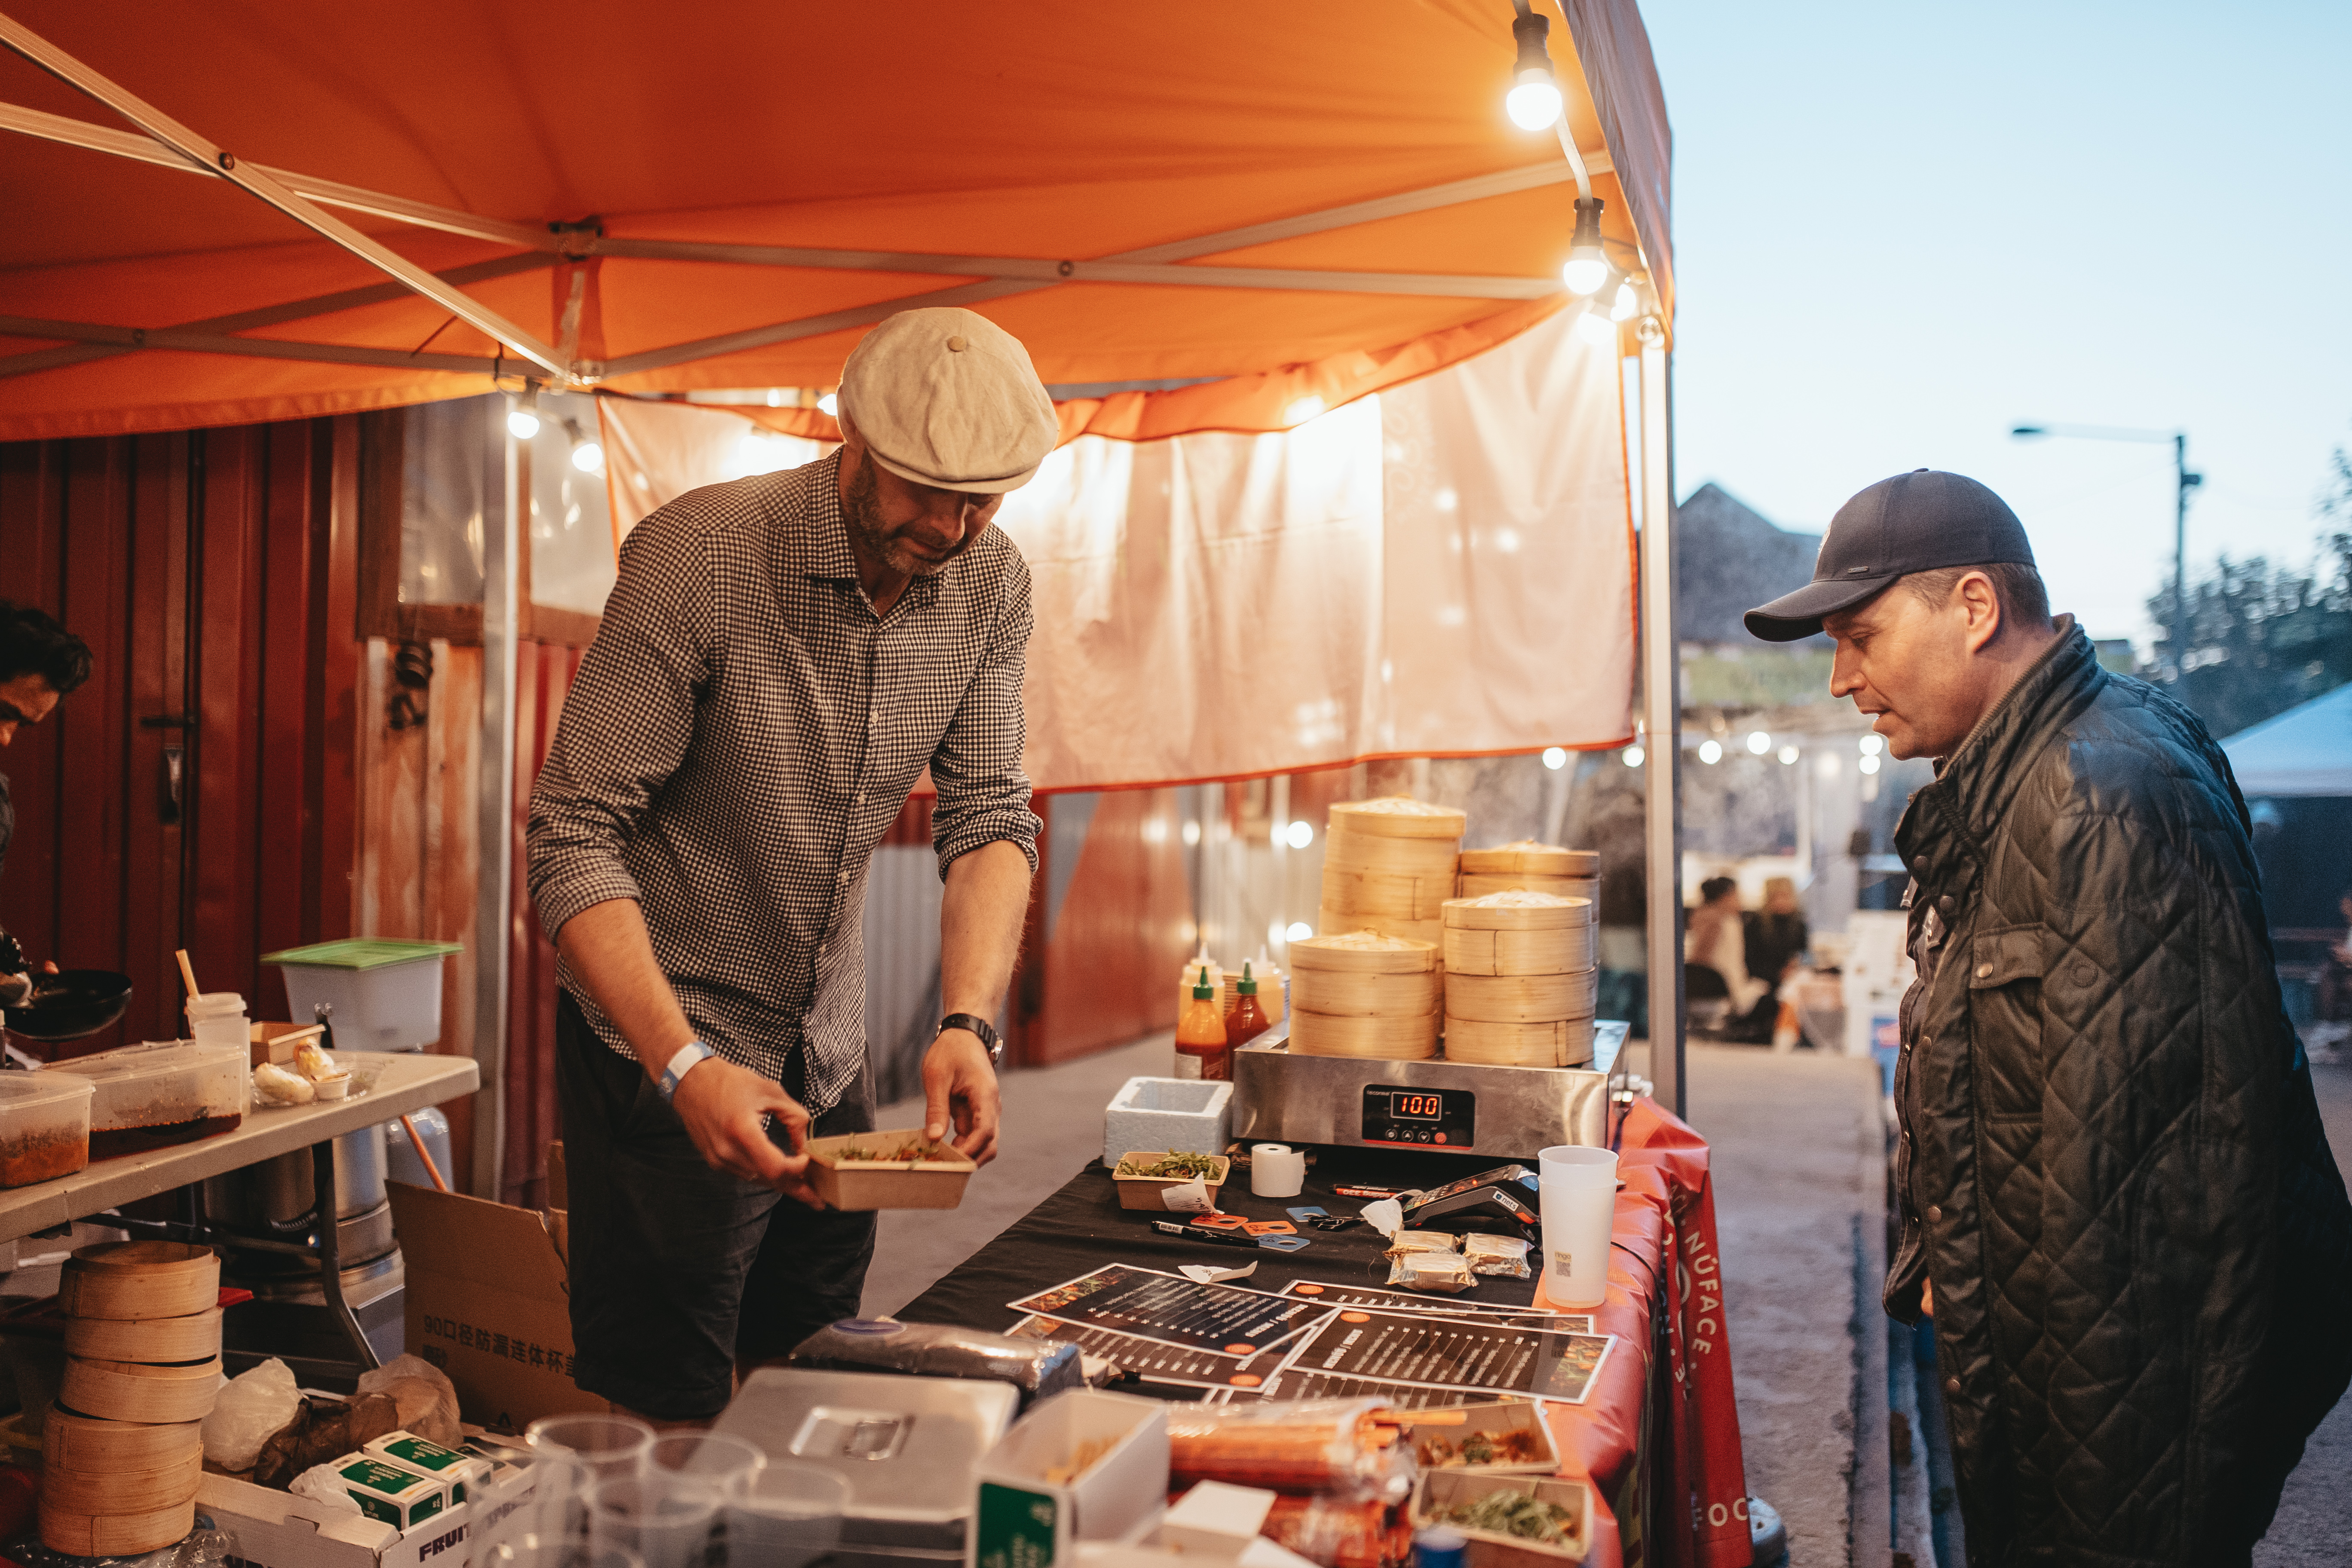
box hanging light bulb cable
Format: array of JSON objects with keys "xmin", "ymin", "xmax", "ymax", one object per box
[{"xmin": 1504, "ymin": 3, "xmax": 1594, "ymax": 201}]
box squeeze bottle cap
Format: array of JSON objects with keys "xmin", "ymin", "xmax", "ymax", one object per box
[
  {"xmin": 1237, "ymin": 962, "xmax": 1258, "ymax": 995},
  {"xmin": 1192, "ymin": 964, "xmax": 1215, "ymax": 1000}
]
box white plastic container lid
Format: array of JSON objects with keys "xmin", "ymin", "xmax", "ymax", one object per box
[
  {"xmin": 184, "ymin": 992, "xmax": 246, "ymax": 1019},
  {"xmin": 0, "ymin": 1072, "xmax": 95, "ymax": 1112}
]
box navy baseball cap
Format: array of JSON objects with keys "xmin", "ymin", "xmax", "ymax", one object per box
[{"xmin": 1744, "ymin": 469, "xmax": 2034, "ymax": 642}]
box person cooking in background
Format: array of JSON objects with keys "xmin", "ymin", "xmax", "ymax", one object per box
[
  {"xmin": 526, "ymin": 307, "xmax": 1055, "ymax": 1427},
  {"xmin": 0, "ymin": 603, "xmax": 94, "ymax": 1004}
]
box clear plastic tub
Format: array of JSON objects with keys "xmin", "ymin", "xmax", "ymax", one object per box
[
  {"xmin": 48, "ymin": 1042, "xmax": 247, "ymax": 1158},
  {"xmin": 185, "ymin": 992, "xmax": 248, "ymax": 1052},
  {"xmin": 0, "ymin": 1073, "xmax": 94, "ymax": 1186},
  {"xmin": 263, "ymin": 939, "xmax": 462, "ymax": 1052}
]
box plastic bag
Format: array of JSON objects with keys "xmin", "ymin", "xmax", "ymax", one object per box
[
  {"xmin": 1167, "ymin": 1399, "xmax": 1413, "ymax": 1499},
  {"xmin": 1461, "ymin": 1234, "xmax": 1532, "ymax": 1280},
  {"xmin": 202, "ymin": 1357, "xmax": 300, "ymax": 1473},
  {"xmin": 289, "ymin": 1462, "xmax": 364, "ymax": 1515},
  {"xmin": 1386, "ymin": 1252, "xmax": 1475, "ymax": 1294},
  {"xmin": 354, "ymin": 1353, "xmax": 462, "ymax": 1447}
]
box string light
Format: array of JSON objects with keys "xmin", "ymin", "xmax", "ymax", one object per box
[
  {"xmin": 1503, "ymin": 6, "xmax": 1564, "ymax": 130},
  {"xmin": 506, "ymin": 385, "xmax": 541, "ymax": 441},
  {"xmin": 1622, "ymin": 745, "xmax": 1645, "ymax": 767},
  {"xmin": 1698, "ymin": 739, "xmax": 1723, "ymax": 765},
  {"xmin": 1286, "ymin": 821, "xmax": 1314, "ymax": 849},
  {"xmin": 1561, "ymin": 198, "xmax": 1609, "ymax": 295},
  {"xmin": 1574, "ymin": 304, "xmax": 1617, "ymax": 347},
  {"xmin": 1542, "ymin": 746, "xmax": 1568, "ymax": 770},
  {"xmin": 1778, "ymin": 744, "xmax": 1799, "ymax": 766},
  {"xmin": 1611, "ymin": 280, "xmax": 1639, "ymax": 322},
  {"xmin": 1747, "ymin": 731, "xmax": 1771, "ymax": 755},
  {"xmin": 563, "ymin": 417, "xmax": 603, "ymax": 475}
]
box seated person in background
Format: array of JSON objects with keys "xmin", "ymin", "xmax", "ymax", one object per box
[
  {"xmin": 1738, "ymin": 876, "xmax": 1810, "ymax": 1042},
  {"xmin": 2312, "ymin": 888, "xmax": 2352, "ymax": 1055},
  {"xmin": 1686, "ymin": 876, "xmax": 1769, "ymax": 1023}
]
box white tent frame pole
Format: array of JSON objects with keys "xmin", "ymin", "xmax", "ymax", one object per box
[
  {"xmin": 474, "ymin": 407, "xmax": 521, "ymax": 1200},
  {"xmin": 0, "ymin": 14, "xmax": 569, "ymax": 377},
  {"xmin": 1638, "ymin": 322, "xmax": 1685, "ymax": 1115}
]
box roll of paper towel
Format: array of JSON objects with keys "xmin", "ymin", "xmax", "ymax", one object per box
[{"xmin": 1250, "ymin": 1143, "xmax": 1306, "ymax": 1198}]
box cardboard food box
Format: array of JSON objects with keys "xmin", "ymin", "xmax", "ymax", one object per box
[
  {"xmin": 383, "ymin": 1182, "xmax": 603, "ymax": 1433},
  {"xmin": 1109, "ymin": 1154, "xmax": 1230, "ymax": 1211},
  {"xmin": 364, "ymin": 1430, "xmax": 494, "ymax": 1506},
  {"xmin": 249, "ymin": 1021, "xmax": 326, "ymax": 1069},
  {"xmin": 1396, "ymin": 1400, "xmax": 1561, "ymax": 1475},
  {"xmin": 333, "ymin": 1454, "xmax": 450, "ymax": 1529},
  {"xmin": 196, "ymin": 1458, "xmax": 536, "ymax": 1568},
  {"xmin": 1410, "ymin": 1470, "xmax": 1593, "ymax": 1568},
  {"xmin": 805, "ymin": 1128, "xmax": 977, "ymax": 1211},
  {"xmin": 971, "ymin": 1389, "xmax": 1172, "ymax": 1568}
]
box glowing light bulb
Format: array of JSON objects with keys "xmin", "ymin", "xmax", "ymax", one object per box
[
  {"xmin": 1698, "ymin": 739, "xmax": 1723, "ymax": 765},
  {"xmin": 571, "ymin": 438, "xmax": 604, "ymax": 475},
  {"xmin": 1859, "ymin": 733, "xmax": 1885, "ymax": 756},
  {"xmin": 1622, "ymin": 745, "xmax": 1645, "ymax": 767},
  {"xmin": 1611, "ymin": 280, "xmax": 1638, "ymax": 321},
  {"xmin": 1748, "ymin": 731, "xmax": 1771, "ymax": 755},
  {"xmin": 1506, "ymin": 77, "xmax": 1562, "ymax": 130},
  {"xmin": 1542, "ymin": 746, "xmax": 1568, "ymax": 771},
  {"xmin": 1181, "ymin": 820, "xmax": 1201, "ymax": 847},
  {"xmin": 1574, "ymin": 307, "xmax": 1617, "ymax": 347},
  {"xmin": 1285, "ymin": 921, "xmax": 1314, "ymax": 941},
  {"xmin": 1562, "ymin": 255, "xmax": 1610, "ymax": 297},
  {"xmin": 1859, "ymin": 753, "xmax": 1882, "ymax": 776},
  {"xmin": 1284, "ymin": 395, "xmax": 1327, "ymax": 426},
  {"xmin": 507, "ymin": 406, "xmax": 541, "ymax": 441},
  {"xmin": 1777, "ymin": 744, "xmax": 1799, "ymax": 766},
  {"xmin": 818, "ymin": 392, "xmax": 839, "ymax": 416},
  {"xmin": 1286, "ymin": 820, "xmax": 1314, "ymax": 849}
]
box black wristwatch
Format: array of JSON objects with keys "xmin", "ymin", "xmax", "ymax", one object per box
[{"xmin": 938, "ymin": 1013, "xmax": 1004, "ymax": 1067}]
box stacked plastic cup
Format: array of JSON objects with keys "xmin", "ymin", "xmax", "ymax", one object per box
[
  {"xmin": 726, "ymin": 1461, "xmax": 850, "ymax": 1568},
  {"xmin": 1536, "ymin": 1144, "xmax": 1619, "ymax": 1307}
]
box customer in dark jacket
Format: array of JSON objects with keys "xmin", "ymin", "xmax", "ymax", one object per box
[{"xmin": 1746, "ymin": 470, "xmax": 2352, "ymax": 1566}]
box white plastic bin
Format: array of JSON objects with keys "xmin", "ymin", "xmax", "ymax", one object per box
[{"xmin": 263, "ymin": 939, "xmax": 463, "ymax": 1052}]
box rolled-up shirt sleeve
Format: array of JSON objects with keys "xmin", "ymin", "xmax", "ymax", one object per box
[
  {"xmin": 930, "ymin": 547, "xmax": 1042, "ymax": 878},
  {"xmin": 525, "ymin": 513, "xmax": 712, "ymax": 941}
]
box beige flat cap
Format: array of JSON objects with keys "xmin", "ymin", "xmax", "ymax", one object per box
[{"xmin": 837, "ymin": 308, "xmax": 1059, "ymax": 494}]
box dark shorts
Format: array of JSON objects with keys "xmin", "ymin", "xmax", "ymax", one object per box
[{"xmin": 555, "ymin": 989, "xmax": 876, "ymax": 1421}]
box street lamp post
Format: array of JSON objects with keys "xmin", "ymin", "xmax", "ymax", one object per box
[{"xmin": 2011, "ymin": 423, "xmax": 2203, "ymax": 674}]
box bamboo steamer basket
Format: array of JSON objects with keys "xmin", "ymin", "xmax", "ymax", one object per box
[
  {"xmin": 1441, "ymin": 890, "xmax": 1593, "ymax": 930},
  {"xmin": 1327, "ymin": 797, "xmax": 1467, "ymax": 841},
  {"xmin": 1290, "ymin": 965, "xmax": 1444, "ymax": 1018},
  {"xmin": 1456, "ymin": 873, "xmax": 1599, "ymax": 903},
  {"xmin": 1443, "ymin": 971, "xmax": 1599, "ymax": 1023},
  {"xmin": 1320, "ymin": 865, "xmax": 1454, "ymax": 922},
  {"xmin": 63, "ymin": 1307, "xmax": 222, "ymax": 1366},
  {"xmin": 59, "ymin": 1355, "xmax": 222, "ymax": 1424},
  {"xmin": 57, "ymin": 1242, "xmax": 218, "ymax": 1322},
  {"xmin": 42, "ymin": 1449, "xmax": 202, "ymax": 1516},
  {"xmin": 1290, "ymin": 1010, "xmax": 1439, "ymax": 1061},
  {"xmin": 1456, "ymin": 841, "xmax": 1599, "ymax": 879},
  {"xmin": 43, "ymin": 1409, "xmax": 203, "ymax": 1472},
  {"xmin": 1288, "ymin": 931, "xmax": 1439, "ymax": 976},
  {"xmin": 39, "ymin": 1498, "xmax": 196, "ymax": 1558},
  {"xmin": 1324, "ymin": 826, "xmax": 1461, "ymax": 878},
  {"xmin": 1314, "ymin": 911, "xmax": 1446, "ymax": 951},
  {"xmin": 1443, "ymin": 1015, "xmax": 1597, "ymax": 1068},
  {"xmin": 1445, "ymin": 922, "xmax": 1600, "ymax": 976}
]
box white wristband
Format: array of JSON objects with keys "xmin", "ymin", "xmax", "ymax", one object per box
[{"xmin": 658, "ymin": 1041, "xmax": 717, "ymax": 1102}]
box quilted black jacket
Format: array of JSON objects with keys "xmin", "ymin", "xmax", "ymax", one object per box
[{"xmin": 1886, "ymin": 624, "xmax": 2352, "ymax": 1565}]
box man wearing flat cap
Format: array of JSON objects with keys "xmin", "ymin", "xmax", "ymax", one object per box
[
  {"xmin": 1748, "ymin": 471, "xmax": 2352, "ymax": 1563},
  {"xmin": 528, "ymin": 306, "xmax": 1057, "ymax": 1423}
]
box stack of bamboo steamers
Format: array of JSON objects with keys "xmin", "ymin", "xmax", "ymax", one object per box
[
  {"xmin": 44, "ymin": 1242, "xmax": 221, "ymax": 1555},
  {"xmin": 1294, "ymin": 803, "xmax": 1599, "ymax": 1067}
]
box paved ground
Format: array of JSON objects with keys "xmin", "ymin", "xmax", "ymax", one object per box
[{"xmin": 2251, "ymin": 1051, "xmax": 2352, "ymax": 1567}]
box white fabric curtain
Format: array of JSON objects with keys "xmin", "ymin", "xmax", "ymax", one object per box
[{"xmin": 600, "ymin": 308, "xmax": 1635, "ymax": 792}]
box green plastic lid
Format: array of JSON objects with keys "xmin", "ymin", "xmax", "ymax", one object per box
[
  {"xmin": 262, "ymin": 938, "xmax": 464, "ymax": 970},
  {"xmin": 1237, "ymin": 962, "xmax": 1258, "ymax": 995},
  {"xmin": 1192, "ymin": 964, "xmax": 1215, "ymax": 1000}
]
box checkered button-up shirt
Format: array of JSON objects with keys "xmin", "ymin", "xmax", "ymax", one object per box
[{"xmin": 526, "ymin": 450, "xmax": 1041, "ymax": 1114}]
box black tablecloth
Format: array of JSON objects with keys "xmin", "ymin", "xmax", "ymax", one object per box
[{"xmin": 896, "ymin": 1146, "xmax": 1542, "ymax": 1333}]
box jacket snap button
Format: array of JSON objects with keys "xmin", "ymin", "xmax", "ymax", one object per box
[
  {"xmin": 1937, "ymin": 895, "xmax": 1953, "ymax": 913},
  {"xmin": 2071, "ymin": 962, "xmax": 2095, "ymax": 985},
  {"xmin": 1911, "ymin": 856, "xmax": 1928, "ymax": 873},
  {"xmin": 1927, "ymin": 1204, "xmax": 1943, "ymax": 1222},
  {"xmin": 1974, "ymin": 962, "xmax": 1993, "ymax": 979},
  {"xmin": 1944, "ymin": 1376, "xmax": 1961, "ymax": 1397}
]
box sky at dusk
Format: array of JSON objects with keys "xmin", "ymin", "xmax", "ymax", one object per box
[{"xmin": 1644, "ymin": 1, "xmax": 2352, "ymax": 649}]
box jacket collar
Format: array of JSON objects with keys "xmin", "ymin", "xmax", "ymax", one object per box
[
  {"xmin": 779, "ymin": 450, "xmax": 942, "ymax": 616},
  {"xmin": 1895, "ymin": 620, "xmax": 2102, "ymax": 884}
]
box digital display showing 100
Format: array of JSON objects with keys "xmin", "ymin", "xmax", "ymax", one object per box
[{"xmin": 1392, "ymin": 1092, "xmax": 1444, "ymax": 1121}]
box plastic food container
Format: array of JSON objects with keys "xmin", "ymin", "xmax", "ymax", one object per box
[
  {"xmin": 47, "ymin": 1043, "xmax": 247, "ymax": 1158},
  {"xmin": 262, "ymin": 939, "xmax": 462, "ymax": 1052},
  {"xmin": 184, "ymin": 992, "xmax": 248, "ymax": 1052},
  {"xmin": 0, "ymin": 1074, "xmax": 94, "ymax": 1187}
]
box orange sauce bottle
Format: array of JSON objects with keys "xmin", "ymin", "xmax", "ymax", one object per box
[
  {"xmin": 1225, "ymin": 962, "xmax": 1272, "ymax": 1052},
  {"xmin": 1175, "ymin": 965, "xmax": 1230, "ymax": 1080}
]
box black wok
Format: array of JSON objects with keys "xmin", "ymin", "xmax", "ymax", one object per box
[{"xmin": 3, "ymin": 969, "xmax": 134, "ymax": 1041}]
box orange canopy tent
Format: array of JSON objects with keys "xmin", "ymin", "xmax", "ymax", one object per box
[{"xmin": 0, "ymin": 0, "xmax": 1669, "ymax": 442}]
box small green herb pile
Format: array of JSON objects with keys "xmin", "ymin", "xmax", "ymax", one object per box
[{"xmin": 834, "ymin": 1139, "xmax": 956, "ymax": 1164}]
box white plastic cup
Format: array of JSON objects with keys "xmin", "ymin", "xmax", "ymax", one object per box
[
  {"xmin": 726, "ymin": 1462, "xmax": 848, "ymax": 1568},
  {"xmin": 649, "ymin": 1431, "xmax": 766, "ymax": 1496},
  {"xmin": 1537, "ymin": 1145, "xmax": 1619, "ymax": 1307},
  {"xmin": 1250, "ymin": 1143, "xmax": 1306, "ymax": 1198},
  {"xmin": 185, "ymin": 992, "xmax": 248, "ymax": 1050},
  {"xmin": 528, "ymin": 1413, "xmax": 656, "ymax": 1485},
  {"xmin": 591, "ymin": 1474, "xmax": 720, "ymax": 1568}
]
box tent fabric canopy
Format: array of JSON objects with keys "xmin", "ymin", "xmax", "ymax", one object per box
[
  {"xmin": 2221, "ymin": 683, "xmax": 2352, "ymax": 798},
  {"xmin": 0, "ymin": 0, "xmax": 1670, "ymax": 441}
]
